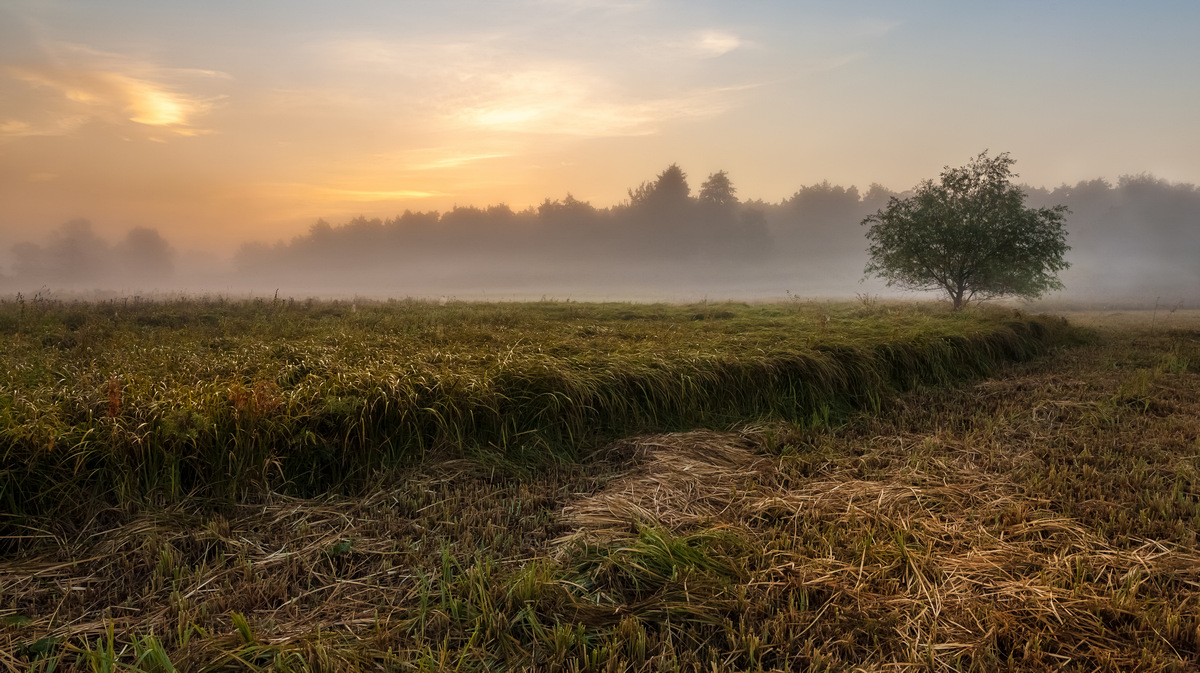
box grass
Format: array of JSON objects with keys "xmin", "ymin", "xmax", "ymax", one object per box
[
  {"xmin": 0, "ymin": 297, "xmax": 1068, "ymax": 536},
  {"xmin": 3, "ymin": 297, "xmax": 1161, "ymax": 671}
]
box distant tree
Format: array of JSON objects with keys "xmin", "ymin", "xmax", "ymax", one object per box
[
  {"xmin": 783, "ymin": 182, "xmax": 867, "ymax": 256},
  {"xmin": 308, "ymin": 219, "xmax": 334, "ymax": 241},
  {"xmin": 861, "ymin": 183, "xmax": 897, "ymax": 211},
  {"xmin": 483, "ymin": 204, "xmax": 512, "ymax": 218},
  {"xmin": 233, "ymin": 241, "xmax": 274, "ymax": 274},
  {"xmin": 47, "ymin": 219, "xmax": 111, "ymax": 283},
  {"xmin": 788, "ymin": 181, "xmax": 860, "ymax": 213},
  {"xmin": 538, "ymin": 193, "xmax": 598, "ymax": 224},
  {"xmin": 629, "ymin": 164, "xmax": 691, "ymax": 209},
  {"xmin": 388, "ymin": 209, "xmax": 441, "ymax": 243},
  {"xmin": 699, "ymin": 170, "xmax": 738, "ymax": 208},
  {"xmin": 116, "ymin": 227, "xmax": 174, "ymax": 281},
  {"xmin": 863, "ymin": 151, "xmax": 1069, "ymax": 309},
  {"xmin": 733, "ymin": 206, "xmax": 771, "ymax": 256}
]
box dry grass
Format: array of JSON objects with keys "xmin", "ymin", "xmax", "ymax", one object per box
[
  {"xmin": 3, "ymin": 309, "xmax": 1198, "ymax": 670},
  {"xmin": 559, "ymin": 430, "xmax": 771, "ymax": 542}
]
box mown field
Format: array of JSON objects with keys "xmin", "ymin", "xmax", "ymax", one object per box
[{"xmin": 3, "ymin": 299, "xmax": 1198, "ymax": 670}]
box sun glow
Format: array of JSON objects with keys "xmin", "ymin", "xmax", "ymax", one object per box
[
  {"xmin": 4, "ymin": 53, "xmax": 218, "ymax": 137},
  {"xmin": 318, "ymin": 188, "xmax": 444, "ymax": 201},
  {"xmin": 123, "ymin": 77, "xmax": 192, "ymax": 126}
]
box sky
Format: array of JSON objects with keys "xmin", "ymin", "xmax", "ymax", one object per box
[{"xmin": 2, "ymin": 0, "xmax": 1198, "ymax": 254}]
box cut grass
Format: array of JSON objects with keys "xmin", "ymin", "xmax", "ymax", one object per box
[{"xmin": 8, "ymin": 299, "xmax": 1175, "ymax": 671}]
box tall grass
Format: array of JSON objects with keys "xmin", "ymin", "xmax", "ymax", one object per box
[{"xmin": 0, "ymin": 297, "xmax": 1077, "ymax": 534}]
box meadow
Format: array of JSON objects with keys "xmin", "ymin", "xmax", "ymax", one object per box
[
  {"xmin": 0, "ymin": 297, "xmax": 1064, "ymax": 531},
  {"xmin": 3, "ymin": 298, "xmax": 1197, "ymax": 670}
]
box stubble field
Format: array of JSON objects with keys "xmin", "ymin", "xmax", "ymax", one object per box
[{"xmin": 2, "ymin": 299, "xmax": 1197, "ymax": 671}]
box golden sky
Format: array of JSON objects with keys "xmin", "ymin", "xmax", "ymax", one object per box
[{"xmin": 2, "ymin": 0, "xmax": 1198, "ymax": 254}]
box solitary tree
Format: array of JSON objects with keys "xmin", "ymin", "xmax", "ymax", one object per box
[{"xmin": 862, "ymin": 151, "xmax": 1069, "ymax": 309}]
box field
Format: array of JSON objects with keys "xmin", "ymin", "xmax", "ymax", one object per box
[{"xmin": 2, "ymin": 299, "xmax": 1198, "ymax": 671}]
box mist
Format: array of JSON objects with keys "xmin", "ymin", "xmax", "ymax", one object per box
[
  {"xmin": 1026, "ymin": 176, "xmax": 1200, "ymax": 304},
  {"xmin": 2, "ymin": 167, "xmax": 1197, "ymax": 305},
  {"xmin": 6, "ymin": 220, "xmax": 176, "ymax": 291}
]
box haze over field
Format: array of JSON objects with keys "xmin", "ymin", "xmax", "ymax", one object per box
[{"xmin": 2, "ymin": 1, "xmax": 1197, "ymax": 302}]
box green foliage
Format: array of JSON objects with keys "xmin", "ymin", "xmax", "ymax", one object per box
[{"xmin": 863, "ymin": 151, "xmax": 1070, "ymax": 309}]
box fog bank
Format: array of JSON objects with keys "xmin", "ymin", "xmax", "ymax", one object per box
[{"xmin": 3, "ymin": 168, "xmax": 1197, "ymax": 305}]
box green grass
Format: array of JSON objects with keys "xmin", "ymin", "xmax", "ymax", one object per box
[{"xmin": 0, "ymin": 297, "xmax": 1072, "ymax": 534}]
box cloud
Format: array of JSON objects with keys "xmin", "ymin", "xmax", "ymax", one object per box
[
  {"xmin": 404, "ymin": 151, "xmax": 511, "ymax": 171},
  {"xmin": 1, "ymin": 43, "xmax": 224, "ymax": 138},
  {"xmin": 312, "ymin": 35, "xmax": 755, "ymax": 138},
  {"xmin": 426, "ymin": 58, "xmax": 750, "ymax": 137},
  {"xmin": 317, "ymin": 187, "xmax": 445, "ymax": 201},
  {"xmin": 684, "ymin": 30, "xmax": 743, "ymax": 58},
  {"xmin": 0, "ymin": 115, "xmax": 90, "ymax": 137},
  {"xmin": 451, "ymin": 77, "xmax": 742, "ymax": 136},
  {"xmin": 446, "ymin": 61, "xmax": 756, "ymax": 137},
  {"xmin": 255, "ymin": 181, "xmax": 446, "ymax": 207}
]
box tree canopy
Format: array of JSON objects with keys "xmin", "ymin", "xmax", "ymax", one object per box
[
  {"xmin": 628, "ymin": 163, "xmax": 690, "ymax": 209},
  {"xmin": 863, "ymin": 151, "xmax": 1070, "ymax": 309},
  {"xmin": 699, "ymin": 170, "xmax": 738, "ymax": 208}
]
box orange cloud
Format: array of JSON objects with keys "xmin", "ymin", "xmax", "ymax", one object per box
[
  {"xmin": 0, "ymin": 113, "xmax": 91, "ymax": 137},
  {"xmin": 253, "ymin": 182, "xmax": 446, "ymax": 210},
  {"xmin": 403, "ymin": 152, "xmax": 511, "ymax": 171},
  {"xmin": 317, "ymin": 38, "xmax": 754, "ymax": 138},
  {"xmin": 316, "ymin": 187, "xmax": 445, "ymax": 201},
  {"xmin": 2, "ymin": 45, "xmax": 224, "ymax": 138},
  {"xmin": 448, "ymin": 67, "xmax": 749, "ymax": 136}
]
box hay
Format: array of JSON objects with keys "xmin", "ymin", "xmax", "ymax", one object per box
[{"xmin": 559, "ymin": 430, "xmax": 770, "ymax": 542}]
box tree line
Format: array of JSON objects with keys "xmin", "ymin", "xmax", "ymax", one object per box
[
  {"xmin": 4, "ymin": 220, "xmax": 173, "ymax": 288},
  {"xmin": 2, "ymin": 164, "xmax": 1197, "ymax": 301},
  {"xmin": 230, "ymin": 165, "xmax": 895, "ymax": 293}
]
